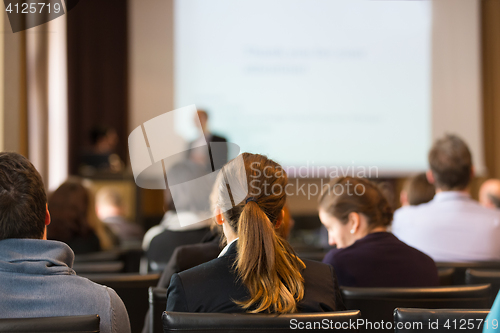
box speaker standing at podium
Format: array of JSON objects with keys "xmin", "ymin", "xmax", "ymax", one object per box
[{"xmin": 187, "ymin": 110, "xmax": 228, "ymax": 171}]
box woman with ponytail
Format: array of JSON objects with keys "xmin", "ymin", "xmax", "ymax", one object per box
[
  {"xmin": 166, "ymin": 153, "xmax": 344, "ymax": 313},
  {"xmin": 319, "ymin": 177, "xmax": 439, "ymax": 288}
]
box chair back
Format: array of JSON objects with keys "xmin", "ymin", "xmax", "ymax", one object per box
[
  {"xmin": 394, "ymin": 308, "xmax": 489, "ymax": 333},
  {"xmin": 0, "ymin": 315, "xmax": 100, "ymax": 332},
  {"xmin": 341, "ymin": 285, "xmax": 491, "ymax": 332},
  {"xmin": 438, "ymin": 267, "xmax": 455, "ymax": 286},
  {"xmin": 73, "ymin": 261, "xmax": 125, "ymax": 274},
  {"xmin": 84, "ymin": 273, "xmax": 160, "ymax": 333},
  {"xmin": 162, "ymin": 311, "xmax": 361, "ymax": 333},
  {"xmin": 466, "ymin": 268, "xmax": 500, "ymax": 304},
  {"xmin": 436, "ymin": 262, "xmax": 500, "ymax": 285},
  {"xmin": 74, "ymin": 248, "xmax": 144, "ymax": 273},
  {"xmin": 149, "ymin": 287, "xmax": 167, "ymax": 333},
  {"xmin": 74, "ymin": 250, "xmax": 122, "ymax": 263}
]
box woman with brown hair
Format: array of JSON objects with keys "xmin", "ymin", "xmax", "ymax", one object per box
[
  {"xmin": 47, "ymin": 178, "xmax": 116, "ymax": 254},
  {"xmin": 166, "ymin": 153, "xmax": 344, "ymax": 313},
  {"xmin": 319, "ymin": 177, "xmax": 439, "ymax": 287}
]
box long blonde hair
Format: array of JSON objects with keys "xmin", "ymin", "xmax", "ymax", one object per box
[{"xmin": 212, "ymin": 153, "xmax": 305, "ymax": 313}]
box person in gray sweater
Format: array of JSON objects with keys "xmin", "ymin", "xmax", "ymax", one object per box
[{"xmin": 0, "ymin": 152, "xmax": 130, "ymax": 333}]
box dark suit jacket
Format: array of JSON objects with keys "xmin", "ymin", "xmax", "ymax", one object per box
[{"xmin": 166, "ymin": 241, "xmax": 345, "ymax": 313}]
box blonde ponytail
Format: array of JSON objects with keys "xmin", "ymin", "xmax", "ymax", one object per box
[{"xmin": 235, "ymin": 201, "xmax": 305, "ymax": 313}]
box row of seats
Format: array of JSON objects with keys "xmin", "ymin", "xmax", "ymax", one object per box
[
  {"xmin": 73, "ymin": 248, "xmax": 144, "ymax": 274},
  {"xmin": 163, "ymin": 308, "xmax": 491, "ymax": 333},
  {"xmin": 149, "ymin": 284, "xmax": 492, "ymax": 333},
  {"xmin": 71, "ymin": 263, "xmax": 500, "ymax": 333},
  {"xmin": 0, "ymin": 308, "xmax": 490, "ymax": 333}
]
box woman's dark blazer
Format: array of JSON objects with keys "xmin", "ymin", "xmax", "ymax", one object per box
[{"xmin": 166, "ymin": 241, "xmax": 345, "ymax": 313}]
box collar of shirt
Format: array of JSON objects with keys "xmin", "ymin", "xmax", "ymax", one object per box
[
  {"xmin": 432, "ymin": 191, "xmax": 471, "ymax": 203},
  {"xmin": 0, "ymin": 238, "xmax": 75, "ymax": 274},
  {"xmin": 218, "ymin": 237, "xmax": 239, "ymax": 258}
]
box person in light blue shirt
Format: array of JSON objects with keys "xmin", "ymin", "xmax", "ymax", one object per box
[
  {"xmin": 392, "ymin": 135, "xmax": 500, "ymax": 262},
  {"xmin": 483, "ymin": 291, "xmax": 500, "ymax": 333},
  {"xmin": 0, "ymin": 152, "xmax": 130, "ymax": 333}
]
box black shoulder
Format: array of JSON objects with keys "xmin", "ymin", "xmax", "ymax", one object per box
[
  {"xmin": 166, "ymin": 273, "xmax": 189, "ymax": 312},
  {"xmin": 211, "ymin": 134, "xmax": 227, "ymax": 142},
  {"xmin": 177, "ymin": 255, "xmax": 233, "ymax": 282}
]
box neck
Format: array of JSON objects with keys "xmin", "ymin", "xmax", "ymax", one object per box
[
  {"xmin": 225, "ymin": 233, "xmax": 237, "ymax": 245},
  {"xmin": 223, "ymin": 222, "xmax": 238, "ymax": 244},
  {"xmin": 368, "ymin": 226, "xmax": 387, "ymax": 234},
  {"xmin": 435, "ymin": 188, "xmax": 469, "ymax": 195}
]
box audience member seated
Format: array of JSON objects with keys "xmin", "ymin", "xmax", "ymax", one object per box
[
  {"xmin": 0, "ymin": 152, "xmax": 130, "ymax": 333},
  {"xmin": 142, "ymin": 205, "xmax": 297, "ymax": 332},
  {"xmin": 319, "ymin": 177, "xmax": 438, "ymax": 287},
  {"xmin": 96, "ymin": 186, "xmax": 144, "ymax": 247},
  {"xmin": 142, "ymin": 160, "xmax": 213, "ymax": 270},
  {"xmin": 80, "ymin": 126, "xmax": 123, "ymax": 174},
  {"xmin": 158, "ymin": 205, "xmax": 293, "ymax": 290},
  {"xmin": 479, "ymin": 179, "xmax": 500, "ymax": 209},
  {"xmin": 48, "ymin": 179, "xmax": 106, "ymax": 254},
  {"xmin": 400, "ymin": 173, "xmax": 435, "ymax": 206},
  {"xmin": 166, "ymin": 153, "xmax": 345, "ymax": 313},
  {"xmin": 392, "ymin": 134, "xmax": 500, "ymax": 262}
]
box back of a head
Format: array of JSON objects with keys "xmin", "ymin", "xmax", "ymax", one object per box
[
  {"xmin": 90, "ymin": 126, "xmax": 109, "ymax": 146},
  {"xmin": 428, "ymin": 134, "xmax": 472, "ymax": 191},
  {"xmin": 404, "ymin": 173, "xmax": 435, "ymax": 206},
  {"xmin": 479, "ymin": 179, "xmax": 500, "ymax": 209},
  {"xmin": 47, "ymin": 178, "xmax": 92, "ymax": 242},
  {"xmin": 0, "ymin": 152, "xmax": 47, "ymax": 240},
  {"xmin": 318, "ymin": 177, "xmax": 394, "ymax": 230},
  {"xmin": 212, "ymin": 153, "xmax": 305, "ymax": 314}
]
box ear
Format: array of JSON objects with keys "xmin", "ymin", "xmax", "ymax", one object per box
[
  {"xmin": 45, "ymin": 203, "xmax": 51, "ymax": 226},
  {"xmin": 214, "ymin": 206, "xmax": 224, "ymax": 225},
  {"xmin": 274, "ymin": 209, "xmax": 284, "ymax": 229},
  {"xmin": 426, "ymin": 170, "xmax": 435, "ymax": 185},
  {"xmin": 348, "ymin": 212, "xmax": 361, "ymax": 233},
  {"xmin": 470, "ymin": 166, "xmax": 475, "ymax": 180}
]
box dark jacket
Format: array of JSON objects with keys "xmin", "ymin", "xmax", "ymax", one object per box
[
  {"xmin": 323, "ymin": 232, "xmax": 439, "ymax": 287},
  {"xmin": 166, "ymin": 241, "xmax": 345, "ymax": 313}
]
